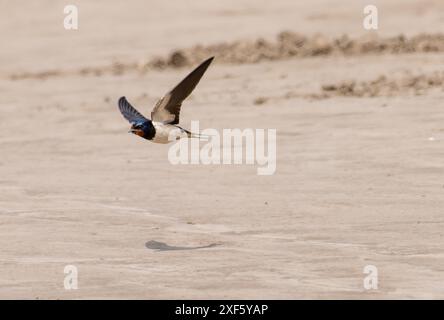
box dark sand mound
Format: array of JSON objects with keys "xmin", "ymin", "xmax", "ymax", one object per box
[
  {"xmin": 320, "ymin": 72, "xmax": 444, "ymax": 98},
  {"xmin": 148, "ymin": 32, "xmax": 444, "ymax": 68},
  {"xmin": 9, "ymin": 32, "xmax": 444, "ymax": 81}
]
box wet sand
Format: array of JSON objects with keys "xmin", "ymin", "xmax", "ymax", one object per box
[{"xmin": 0, "ymin": 0, "xmax": 444, "ymax": 299}]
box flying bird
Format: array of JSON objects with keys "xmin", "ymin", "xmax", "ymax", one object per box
[{"xmin": 118, "ymin": 56, "xmax": 214, "ymax": 143}]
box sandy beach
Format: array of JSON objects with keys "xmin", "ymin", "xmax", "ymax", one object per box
[{"xmin": 0, "ymin": 0, "xmax": 444, "ymax": 299}]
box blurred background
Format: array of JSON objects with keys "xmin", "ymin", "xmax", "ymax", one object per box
[{"xmin": 0, "ymin": 0, "xmax": 443, "ymax": 299}]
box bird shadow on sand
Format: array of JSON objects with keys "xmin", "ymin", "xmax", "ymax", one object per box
[{"xmin": 145, "ymin": 240, "xmax": 219, "ymax": 252}]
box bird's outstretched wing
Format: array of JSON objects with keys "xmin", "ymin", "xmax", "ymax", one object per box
[
  {"xmin": 118, "ymin": 96, "xmax": 148, "ymax": 124},
  {"xmin": 151, "ymin": 56, "xmax": 214, "ymax": 124}
]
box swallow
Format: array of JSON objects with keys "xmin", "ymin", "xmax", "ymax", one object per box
[{"xmin": 118, "ymin": 56, "xmax": 214, "ymax": 144}]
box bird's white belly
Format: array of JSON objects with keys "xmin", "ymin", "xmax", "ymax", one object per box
[{"xmin": 152, "ymin": 123, "xmax": 186, "ymax": 144}]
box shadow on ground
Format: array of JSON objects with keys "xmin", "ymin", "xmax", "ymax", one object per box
[{"xmin": 145, "ymin": 240, "xmax": 219, "ymax": 251}]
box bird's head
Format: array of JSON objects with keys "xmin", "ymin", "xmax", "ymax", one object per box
[
  {"xmin": 127, "ymin": 120, "xmax": 155, "ymax": 140},
  {"xmin": 129, "ymin": 123, "xmax": 145, "ymax": 137}
]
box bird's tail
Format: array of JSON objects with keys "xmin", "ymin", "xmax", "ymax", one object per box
[{"xmin": 183, "ymin": 129, "xmax": 212, "ymax": 141}]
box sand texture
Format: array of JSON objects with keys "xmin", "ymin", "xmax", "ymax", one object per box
[{"xmin": 0, "ymin": 0, "xmax": 444, "ymax": 299}]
